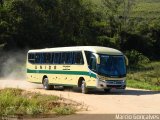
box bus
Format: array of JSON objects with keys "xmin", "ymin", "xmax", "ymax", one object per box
[{"xmin": 26, "ymin": 46, "xmax": 128, "ymax": 94}]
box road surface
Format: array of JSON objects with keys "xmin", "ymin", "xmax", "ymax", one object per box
[{"xmin": 0, "ymin": 79, "xmax": 160, "ymax": 114}]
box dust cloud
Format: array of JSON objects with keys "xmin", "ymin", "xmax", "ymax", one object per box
[
  {"xmin": 0, "ymin": 51, "xmax": 42, "ymax": 89},
  {"xmin": 0, "ymin": 52, "xmax": 26, "ymax": 80}
]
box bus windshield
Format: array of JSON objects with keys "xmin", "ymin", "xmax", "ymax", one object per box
[{"xmin": 98, "ymin": 55, "xmax": 126, "ymax": 77}]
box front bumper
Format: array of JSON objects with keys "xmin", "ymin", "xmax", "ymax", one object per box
[{"xmin": 97, "ymin": 80, "xmax": 126, "ymax": 89}]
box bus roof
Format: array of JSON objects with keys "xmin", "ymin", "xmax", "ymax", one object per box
[{"xmin": 28, "ymin": 46, "xmax": 123, "ymax": 55}]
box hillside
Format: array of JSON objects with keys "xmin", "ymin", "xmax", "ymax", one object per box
[
  {"xmin": 132, "ymin": 0, "xmax": 160, "ymax": 19},
  {"xmin": 90, "ymin": 0, "xmax": 160, "ymax": 19},
  {"xmin": 0, "ymin": 0, "xmax": 160, "ymax": 60}
]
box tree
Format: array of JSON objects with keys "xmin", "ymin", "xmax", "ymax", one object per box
[
  {"xmin": 0, "ymin": 0, "xmax": 100, "ymax": 50},
  {"xmin": 102, "ymin": 0, "xmax": 135, "ymax": 49}
]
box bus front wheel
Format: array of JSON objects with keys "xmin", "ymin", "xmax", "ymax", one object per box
[
  {"xmin": 43, "ymin": 78, "xmax": 53, "ymax": 90},
  {"xmin": 81, "ymin": 81, "xmax": 88, "ymax": 94},
  {"xmin": 104, "ymin": 88, "xmax": 111, "ymax": 93}
]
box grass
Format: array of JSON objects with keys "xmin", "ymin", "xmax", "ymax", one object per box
[
  {"xmin": 127, "ymin": 61, "xmax": 160, "ymax": 91},
  {"xmin": 0, "ymin": 88, "xmax": 80, "ymax": 117},
  {"xmin": 132, "ymin": 0, "xmax": 160, "ymax": 18},
  {"xmin": 54, "ymin": 106, "xmax": 76, "ymax": 115},
  {"xmin": 127, "ymin": 79, "xmax": 160, "ymax": 91}
]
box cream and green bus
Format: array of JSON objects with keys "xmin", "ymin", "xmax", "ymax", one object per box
[{"xmin": 27, "ymin": 46, "xmax": 128, "ymax": 94}]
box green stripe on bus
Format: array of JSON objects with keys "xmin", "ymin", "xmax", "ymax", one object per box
[{"xmin": 27, "ymin": 69, "xmax": 97, "ymax": 78}]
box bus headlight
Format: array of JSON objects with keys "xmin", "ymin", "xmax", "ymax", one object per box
[{"xmin": 122, "ymin": 80, "xmax": 126, "ymax": 84}]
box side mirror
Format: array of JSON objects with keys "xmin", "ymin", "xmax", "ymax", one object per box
[
  {"xmin": 97, "ymin": 56, "xmax": 100, "ymax": 64},
  {"xmin": 92, "ymin": 53, "xmax": 100, "ymax": 64},
  {"xmin": 124, "ymin": 55, "xmax": 129, "ymax": 66}
]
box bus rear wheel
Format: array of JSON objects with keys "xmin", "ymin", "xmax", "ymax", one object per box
[
  {"xmin": 81, "ymin": 80, "xmax": 88, "ymax": 94},
  {"xmin": 43, "ymin": 78, "xmax": 53, "ymax": 90}
]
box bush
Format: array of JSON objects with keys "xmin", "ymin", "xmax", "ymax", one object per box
[
  {"xmin": 125, "ymin": 50, "xmax": 150, "ymax": 66},
  {"xmin": 54, "ymin": 106, "xmax": 76, "ymax": 115},
  {"xmin": 0, "ymin": 88, "xmax": 77, "ymax": 116}
]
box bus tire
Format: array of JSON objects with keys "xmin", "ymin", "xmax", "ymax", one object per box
[
  {"xmin": 43, "ymin": 78, "xmax": 52, "ymax": 90},
  {"xmin": 81, "ymin": 80, "xmax": 88, "ymax": 94},
  {"xmin": 104, "ymin": 88, "xmax": 111, "ymax": 93}
]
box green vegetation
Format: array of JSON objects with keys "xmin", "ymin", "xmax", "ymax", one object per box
[
  {"xmin": 0, "ymin": 0, "xmax": 160, "ymax": 61},
  {"xmin": 54, "ymin": 106, "xmax": 76, "ymax": 115},
  {"xmin": 0, "ymin": 0, "xmax": 160, "ymax": 90},
  {"xmin": 127, "ymin": 79, "xmax": 160, "ymax": 91},
  {"xmin": 125, "ymin": 50, "xmax": 150, "ymax": 66},
  {"xmin": 91, "ymin": 0, "xmax": 160, "ymax": 18},
  {"xmin": 132, "ymin": 0, "xmax": 160, "ymax": 18},
  {"xmin": 127, "ymin": 62, "xmax": 160, "ymax": 91},
  {"xmin": 0, "ymin": 88, "xmax": 79, "ymax": 116}
]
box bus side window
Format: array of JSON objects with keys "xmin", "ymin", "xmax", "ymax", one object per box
[
  {"xmin": 65, "ymin": 52, "xmax": 73, "ymax": 64},
  {"xmin": 43, "ymin": 53, "xmax": 46, "ymax": 64},
  {"xmin": 54, "ymin": 53, "xmax": 61, "ymax": 64},
  {"xmin": 35, "ymin": 53, "xmax": 40, "ymax": 64},
  {"xmin": 40, "ymin": 53, "xmax": 44, "ymax": 64},
  {"xmin": 73, "ymin": 52, "xmax": 84, "ymax": 64},
  {"xmin": 51, "ymin": 53, "xmax": 54, "ymax": 64},
  {"xmin": 46, "ymin": 53, "xmax": 52, "ymax": 64},
  {"xmin": 89, "ymin": 55, "xmax": 96, "ymax": 71},
  {"xmin": 28, "ymin": 53, "xmax": 35, "ymax": 64},
  {"xmin": 42, "ymin": 53, "xmax": 51, "ymax": 64},
  {"xmin": 84, "ymin": 51, "xmax": 92, "ymax": 65},
  {"xmin": 60, "ymin": 52, "xmax": 66, "ymax": 64}
]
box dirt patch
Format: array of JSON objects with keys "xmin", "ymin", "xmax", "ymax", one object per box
[
  {"xmin": 0, "ymin": 80, "xmax": 160, "ymax": 114},
  {"xmin": 0, "ymin": 79, "xmax": 41, "ymax": 89}
]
